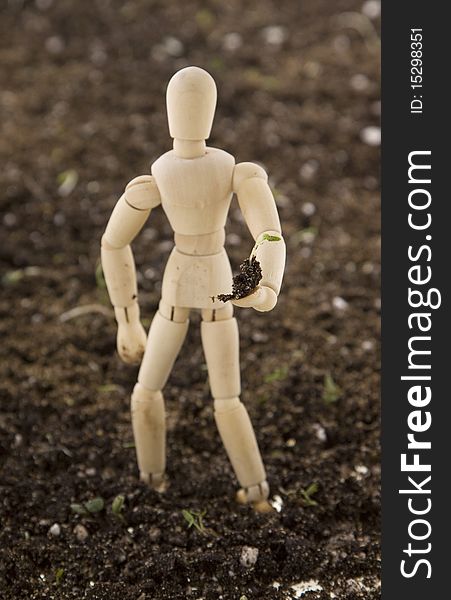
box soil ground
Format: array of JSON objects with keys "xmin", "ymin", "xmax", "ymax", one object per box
[{"xmin": 0, "ymin": 1, "xmax": 380, "ymax": 599}]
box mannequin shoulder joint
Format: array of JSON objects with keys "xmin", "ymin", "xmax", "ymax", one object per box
[
  {"xmin": 125, "ymin": 175, "xmax": 161, "ymax": 210},
  {"xmin": 232, "ymin": 162, "xmax": 268, "ymax": 193}
]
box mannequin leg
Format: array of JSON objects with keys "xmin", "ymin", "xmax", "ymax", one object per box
[
  {"xmin": 201, "ymin": 304, "xmax": 272, "ymax": 512},
  {"xmin": 131, "ymin": 300, "xmax": 189, "ymax": 489}
]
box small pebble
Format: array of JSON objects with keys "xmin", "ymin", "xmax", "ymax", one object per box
[
  {"xmin": 360, "ymin": 126, "xmax": 381, "ymax": 147},
  {"xmin": 148, "ymin": 527, "xmax": 161, "ymax": 542},
  {"xmin": 74, "ymin": 524, "xmax": 89, "ymax": 542},
  {"xmin": 49, "ymin": 523, "xmax": 61, "ymax": 537},
  {"xmin": 162, "ymin": 36, "xmax": 184, "ymax": 57},
  {"xmin": 87, "ymin": 180, "xmax": 100, "ymax": 193},
  {"xmin": 362, "ymin": 262, "xmax": 375, "ymax": 274},
  {"xmin": 53, "ymin": 213, "xmax": 65, "ymax": 226},
  {"xmin": 362, "ymin": 340, "xmax": 374, "ymax": 351},
  {"xmin": 3, "ymin": 213, "xmax": 17, "ymax": 227},
  {"xmin": 45, "ymin": 35, "xmax": 65, "ymax": 55},
  {"xmin": 223, "ymin": 32, "xmax": 242, "ymax": 51},
  {"xmin": 226, "ymin": 233, "xmax": 241, "ymax": 246},
  {"xmin": 355, "ymin": 465, "xmax": 369, "ymax": 475},
  {"xmin": 362, "ymin": 0, "xmax": 381, "ymax": 19},
  {"xmin": 270, "ymin": 495, "xmax": 284, "ymax": 513},
  {"xmin": 251, "ymin": 331, "xmax": 268, "ymax": 343},
  {"xmin": 240, "ymin": 546, "xmax": 259, "ymax": 568},
  {"xmin": 350, "ymin": 73, "xmax": 370, "ymax": 92},
  {"xmin": 332, "ymin": 296, "xmax": 349, "ymax": 311},
  {"xmin": 301, "ymin": 201, "xmax": 316, "ymax": 217},
  {"xmin": 262, "ymin": 25, "xmax": 287, "ymax": 45},
  {"xmin": 313, "ymin": 423, "xmax": 327, "ymax": 442},
  {"xmin": 299, "ymin": 160, "xmax": 319, "ymax": 181}
]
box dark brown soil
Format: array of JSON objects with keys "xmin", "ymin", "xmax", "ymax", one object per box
[
  {"xmin": 0, "ymin": 1, "xmax": 380, "ymax": 599},
  {"xmin": 217, "ymin": 257, "xmax": 262, "ymax": 302}
]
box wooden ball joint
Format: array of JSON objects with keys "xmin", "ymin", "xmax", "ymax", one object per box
[{"xmin": 101, "ymin": 66, "xmax": 286, "ymax": 512}]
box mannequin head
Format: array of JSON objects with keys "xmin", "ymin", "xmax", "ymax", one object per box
[{"xmin": 166, "ymin": 66, "xmax": 217, "ymax": 141}]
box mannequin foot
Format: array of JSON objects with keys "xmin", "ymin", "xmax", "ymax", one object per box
[
  {"xmin": 236, "ymin": 481, "xmax": 273, "ymax": 513},
  {"xmin": 140, "ymin": 471, "xmax": 166, "ymax": 493}
]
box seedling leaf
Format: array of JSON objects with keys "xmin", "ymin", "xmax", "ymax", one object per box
[
  {"xmin": 262, "ymin": 233, "xmax": 281, "ymax": 242},
  {"xmin": 112, "ymin": 495, "xmax": 125, "ymax": 516},
  {"xmin": 322, "ymin": 374, "xmax": 342, "ymax": 404},
  {"xmin": 55, "ymin": 568, "xmax": 64, "ymax": 585},
  {"xmin": 264, "ymin": 366, "xmax": 289, "ymax": 383},
  {"xmin": 122, "ymin": 441, "xmax": 135, "ymax": 449},
  {"xmin": 95, "ymin": 262, "xmax": 106, "ymax": 290},
  {"xmin": 300, "ymin": 482, "xmax": 319, "ymax": 507},
  {"xmin": 84, "ymin": 497, "xmax": 104, "ymax": 513},
  {"xmin": 182, "ymin": 509, "xmax": 207, "ymax": 534},
  {"xmin": 70, "ymin": 503, "xmax": 88, "ymax": 516}
]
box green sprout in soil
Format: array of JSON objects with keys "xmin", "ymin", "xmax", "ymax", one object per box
[
  {"xmin": 182, "ymin": 509, "xmax": 207, "ymax": 534},
  {"xmin": 253, "ymin": 232, "xmax": 282, "ymax": 252},
  {"xmin": 111, "ymin": 495, "xmax": 125, "ymax": 521},
  {"xmin": 95, "ymin": 262, "xmax": 106, "ymax": 290},
  {"xmin": 322, "ymin": 374, "xmax": 342, "ymax": 404},
  {"xmin": 264, "ymin": 366, "xmax": 289, "ymax": 383},
  {"xmin": 54, "ymin": 568, "xmax": 64, "ymax": 586},
  {"xmin": 57, "ymin": 169, "xmax": 78, "ymax": 196},
  {"xmin": 71, "ymin": 496, "xmax": 105, "ymax": 516},
  {"xmin": 97, "ymin": 384, "xmax": 121, "ymax": 393},
  {"xmin": 300, "ymin": 482, "xmax": 319, "ymax": 507},
  {"xmin": 95, "ymin": 261, "xmax": 109, "ymax": 304},
  {"xmin": 292, "ymin": 226, "xmax": 318, "ymax": 245}
]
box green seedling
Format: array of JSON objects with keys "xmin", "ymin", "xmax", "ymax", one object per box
[
  {"xmin": 322, "ymin": 374, "xmax": 342, "ymax": 404},
  {"xmin": 252, "ymin": 232, "xmax": 282, "ymax": 255},
  {"xmin": 84, "ymin": 497, "xmax": 104, "ymax": 513},
  {"xmin": 57, "ymin": 169, "xmax": 78, "ymax": 197},
  {"xmin": 262, "ymin": 233, "xmax": 282, "ymax": 242},
  {"xmin": 196, "ymin": 8, "xmax": 215, "ymax": 29},
  {"xmin": 292, "ymin": 226, "xmax": 318, "ymax": 245},
  {"xmin": 95, "ymin": 261, "xmax": 109, "ymax": 304},
  {"xmin": 182, "ymin": 509, "xmax": 207, "ymax": 534},
  {"xmin": 54, "ymin": 568, "xmax": 64, "ymax": 585},
  {"xmin": 97, "ymin": 384, "xmax": 121, "ymax": 393},
  {"xmin": 71, "ymin": 496, "xmax": 105, "ymax": 516},
  {"xmin": 112, "ymin": 495, "xmax": 125, "ymax": 521},
  {"xmin": 70, "ymin": 503, "xmax": 88, "ymax": 516},
  {"xmin": 244, "ymin": 69, "xmax": 280, "ymax": 91},
  {"xmin": 208, "ymin": 56, "xmax": 224, "ymax": 72},
  {"xmin": 300, "ymin": 482, "xmax": 319, "ymax": 507},
  {"xmin": 95, "ymin": 262, "xmax": 106, "ymax": 290},
  {"xmin": 264, "ymin": 366, "xmax": 289, "ymax": 383}
]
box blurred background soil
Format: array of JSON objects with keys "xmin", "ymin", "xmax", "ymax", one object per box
[{"xmin": 0, "ymin": 0, "xmax": 380, "ymax": 598}]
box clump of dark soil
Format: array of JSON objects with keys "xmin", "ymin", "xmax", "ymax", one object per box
[
  {"xmin": 0, "ymin": 1, "xmax": 380, "ymax": 599},
  {"xmin": 218, "ymin": 256, "xmax": 262, "ymax": 302}
]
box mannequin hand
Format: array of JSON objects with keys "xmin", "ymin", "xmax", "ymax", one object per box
[
  {"xmin": 116, "ymin": 319, "xmax": 147, "ymax": 364},
  {"xmin": 231, "ymin": 285, "xmax": 278, "ymax": 312},
  {"xmin": 114, "ymin": 304, "xmax": 147, "ymax": 364}
]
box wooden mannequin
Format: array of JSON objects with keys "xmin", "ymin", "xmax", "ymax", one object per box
[{"xmin": 101, "ymin": 67, "xmax": 286, "ymax": 512}]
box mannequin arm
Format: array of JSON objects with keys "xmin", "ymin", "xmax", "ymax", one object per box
[
  {"xmin": 232, "ymin": 163, "xmax": 286, "ymax": 312},
  {"xmin": 101, "ymin": 175, "xmax": 160, "ymax": 363}
]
